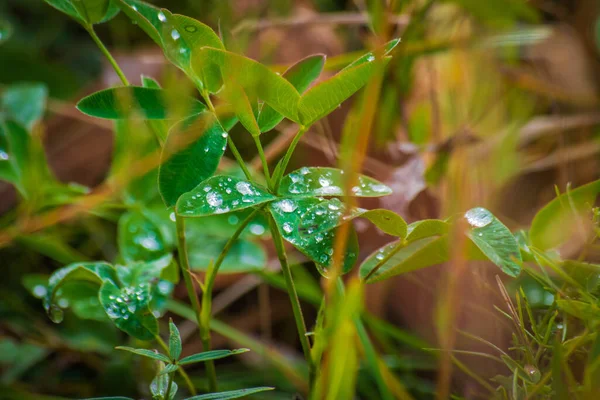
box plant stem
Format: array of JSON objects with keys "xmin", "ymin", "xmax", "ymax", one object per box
[
  {"xmin": 85, "ymin": 25, "xmax": 129, "ymax": 86},
  {"xmin": 252, "ymin": 135, "xmax": 271, "ymax": 189},
  {"xmin": 175, "ymin": 215, "xmax": 218, "ymax": 392},
  {"xmin": 155, "ymin": 335, "xmax": 196, "ymax": 395},
  {"xmin": 165, "ymin": 372, "xmax": 174, "ymax": 399},
  {"xmin": 267, "ymin": 214, "xmax": 315, "ymax": 387},
  {"xmin": 273, "ymin": 126, "xmax": 308, "ymax": 192}
]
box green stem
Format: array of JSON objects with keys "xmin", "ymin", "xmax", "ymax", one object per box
[
  {"xmin": 165, "ymin": 372, "xmax": 174, "ymax": 399},
  {"xmin": 252, "ymin": 135, "xmax": 271, "ymax": 188},
  {"xmin": 155, "ymin": 336, "xmax": 196, "ymax": 395},
  {"xmin": 175, "ymin": 215, "xmax": 218, "ymax": 392},
  {"xmin": 267, "ymin": 214, "xmax": 315, "ymax": 387},
  {"xmin": 85, "ymin": 25, "xmax": 129, "ymax": 86},
  {"xmin": 273, "ymin": 126, "xmax": 308, "ymax": 192}
]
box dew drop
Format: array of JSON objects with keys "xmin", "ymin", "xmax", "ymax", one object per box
[
  {"xmin": 171, "ymin": 29, "xmax": 180, "ymax": 40},
  {"xmin": 48, "ymin": 305, "xmax": 64, "ymax": 324},
  {"xmin": 222, "ymin": 132, "xmax": 228, "ymax": 138},
  {"xmin": 228, "ymin": 215, "xmax": 239, "ymax": 225},
  {"xmin": 158, "ymin": 12, "xmax": 166, "ymax": 22},
  {"xmin": 250, "ymin": 224, "xmax": 265, "ymax": 235},
  {"xmin": 464, "ymin": 207, "xmax": 493, "ymax": 228},
  {"xmin": 33, "ymin": 285, "xmax": 47, "ymax": 298},
  {"xmin": 0, "ymin": 150, "xmax": 9, "ymax": 161},
  {"xmin": 278, "ymin": 199, "xmax": 297, "ymax": 213},
  {"xmin": 283, "ymin": 222, "xmax": 293, "ymax": 234},
  {"xmin": 235, "ymin": 181, "xmax": 253, "ymax": 196},
  {"xmin": 170, "ymin": 212, "xmax": 176, "ymax": 222}
]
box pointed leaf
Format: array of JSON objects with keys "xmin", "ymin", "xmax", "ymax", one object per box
[
  {"xmin": 151, "ymin": 365, "xmax": 178, "ymax": 399},
  {"xmin": 360, "ymin": 236, "xmax": 449, "ymax": 283},
  {"xmin": 115, "ymin": 346, "xmax": 170, "ymax": 362},
  {"xmin": 176, "ymin": 176, "xmax": 276, "ymax": 217},
  {"xmin": 192, "ymin": 48, "xmax": 301, "ymax": 122},
  {"xmin": 169, "ymin": 319, "xmax": 182, "ymax": 360},
  {"xmin": 44, "ymin": 0, "xmax": 85, "ymax": 24},
  {"xmin": 185, "ymin": 387, "xmax": 274, "ymax": 400},
  {"xmin": 360, "ymin": 209, "xmax": 407, "ymax": 238},
  {"xmin": 159, "ymin": 114, "xmax": 227, "ymax": 207},
  {"xmin": 118, "ymin": 210, "xmax": 168, "ymax": 262},
  {"xmin": 406, "ymin": 219, "xmax": 449, "ymax": 242},
  {"xmin": 530, "ymin": 180, "xmax": 600, "ymax": 251},
  {"xmin": 1, "ymin": 83, "xmax": 48, "ymax": 129},
  {"xmin": 99, "ymin": 280, "xmax": 159, "ymax": 341},
  {"xmin": 77, "ymin": 87, "xmax": 205, "ymax": 120},
  {"xmin": 70, "ymin": 0, "xmax": 112, "ymax": 24},
  {"xmin": 179, "ymin": 348, "xmax": 249, "ymax": 366},
  {"xmin": 464, "ymin": 207, "xmax": 521, "ymax": 277},
  {"xmin": 221, "ymin": 82, "xmax": 261, "ymax": 137},
  {"xmin": 343, "ymin": 38, "xmax": 400, "ymax": 70},
  {"xmin": 258, "ymin": 54, "xmax": 326, "ymax": 132},
  {"xmin": 278, "ymin": 167, "xmax": 392, "ymax": 197},
  {"xmin": 269, "ymin": 197, "xmax": 359, "ymax": 275},
  {"xmin": 157, "ymin": 362, "xmax": 179, "ymax": 375},
  {"xmin": 0, "ymin": 120, "xmax": 29, "ymax": 191}
]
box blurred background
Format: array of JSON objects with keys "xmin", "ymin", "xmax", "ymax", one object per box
[{"xmin": 1, "ymin": 0, "xmax": 600, "ymax": 398}]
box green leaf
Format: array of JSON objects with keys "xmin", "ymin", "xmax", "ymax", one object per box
[
  {"xmin": 1, "ymin": 83, "xmax": 48, "ymax": 129},
  {"xmin": 185, "ymin": 387, "xmax": 274, "ymax": 400},
  {"xmin": 159, "ymin": 114, "xmax": 227, "ymax": 207},
  {"xmin": 258, "ymin": 54, "xmax": 325, "ymax": 132},
  {"xmin": 221, "ymin": 82, "xmax": 261, "ymax": 137},
  {"xmin": 406, "ymin": 219, "xmax": 449, "ymax": 242},
  {"xmin": 115, "ymin": 0, "xmax": 163, "ymax": 46},
  {"xmin": 530, "ymin": 180, "xmax": 600, "ymax": 251},
  {"xmin": 278, "ymin": 167, "xmax": 392, "ymax": 197},
  {"xmin": 140, "ymin": 75, "xmax": 169, "ymax": 143},
  {"xmin": 44, "ymin": 0, "xmax": 85, "ymax": 24},
  {"xmin": 169, "ymin": 319, "xmax": 182, "ymax": 360},
  {"xmin": 179, "ymin": 348, "xmax": 249, "ymax": 366},
  {"xmin": 269, "ymin": 197, "xmax": 359, "ymax": 275},
  {"xmin": 556, "ymin": 299, "xmax": 600, "ymax": 321},
  {"xmin": 157, "ymin": 363, "xmax": 179, "ymax": 375},
  {"xmin": 44, "ymin": 262, "xmax": 117, "ymax": 322},
  {"xmin": 99, "ymin": 280, "xmax": 159, "ymax": 341},
  {"xmin": 118, "ymin": 210, "xmax": 169, "ymax": 262},
  {"xmin": 464, "ymin": 207, "xmax": 521, "ymax": 277},
  {"xmin": 84, "ymin": 398, "xmax": 134, "ymax": 400},
  {"xmin": 115, "ymin": 346, "xmax": 171, "ymax": 362},
  {"xmin": 151, "ymin": 365, "xmax": 178, "ymax": 400},
  {"xmin": 188, "ymin": 234, "xmax": 267, "ymax": 273},
  {"xmin": 359, "ymin": 209, "xmax": 407, "ymax": 238},
  {"xmin": 176, "ymin": 176, "xmax": 276, "ymax": 217},
  {"xmin": 343, "ymin": 38, "xmax": 400, "ymax": 71},
  {"xmin": 71, "ymin": 0, "xmax": 112, "ymax": 24},
  {"xmin": 115, "ymin": 254, "xmax": 174, "ymax": 287},
  {"xmin": 77, "ymin": 86, "xmax": 205, "ymax": 120},
  {"xmin": 360, "ymin": 236, "xmax": 449, "ymax": 283},
  {"xmin": 0, "ymin": 20, "xmax": 13, "ymax": 44},
  {"xmin": 192, "ymin": 47, "xmax": 301, "ymax": 122}
]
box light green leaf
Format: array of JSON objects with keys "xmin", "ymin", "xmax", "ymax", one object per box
[
  {"xmin": 192, "ymin": 47, "xmax": 301, "ymax": 122},
  {"xmin": 269, "ymin": 197, "xmax": 359, "ymax": 275},
  {"xmin": 464, "ymin": 207, "xmax": 521, "ymax": 277},
  {"xmin": 556, "ymin": 299, "xmax": 600, "ymax": 321},
  {"xmin": 115, "ymin": 346, "xmax": 170, "ymax": 362},
  {"xmin": 99, "ymin": 280, "xmax": 159, "ymax": 341},
  {"xmin": 151, "ymin": 366, "xmax": 178, "ymax": 399},
  {"xmin": 343, "ymin": 38, "xmax": 400, "ymax": 71},
  {"xmin": 157, "ymin": 363, "xmax": 179, "ymax": 375},
  {"xmin": 188, "ymin": 234, "xmax": 267, "ymax": 273},
  {"xmin": 118, "ymin": 210, "xmax": 168, "ymax": 262},
  {"xmin": 176, "ymin": 176, "xmax": 276, "ymax": 217},
  {"xmin": 115, "ymin": 0, "xmax": 162, "ymax": 46},
  {"xmin": 185, "ymin": 387, "xmax": 274, "ymax": 400},
  {"xmin": 258, "ymin": 54, "xmax": 325, "ymax": 132},
  {"xmin": 530, "ymin": 180, "xmax": 600, "ymax": 251},
  {"xmin": 406, "ymin": 219, "xmax": 449, "ymax": 242},
  {"xmin": 169, "ymin": 319, "xmax": 182, "ymax": 360},
  {"xmin": 360, "ymin": 236, "xmax": 449, "ymax": 283},
  {"xmin": 360, "ymin": 209, "xmax": 407, "ymax": 238},
  {"xmin": 77, "ymin": 86, "xmax": 205, "ymax": 120},
  {"xmin": 1, "ymin": 83, "xmax": 48, "ymax": 129},
  {"xmin": 159, "ymin": 114, "xmax": 227, "ymax": 207},
  {"xmin": 278, "ymin": 167, "xmax": 391, "ymax": 197},
  {"xmin": 178, "ymin": 348, "xmax": 249, "ymax": 366}
]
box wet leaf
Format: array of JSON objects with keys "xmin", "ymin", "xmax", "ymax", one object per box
[
  {"xmin": 115, "ymin": 346, "xmax": 170, "ymax": 362},
  {"xmin": 151, "ymin": 365, "xmax": 178, "ymax": 399},
  {"xmin": 159, "ymin": 114, "xmax": 227, "ymax": 207},
  {"xmin": 343, "ymin": 38, "xmax": 400, "ymax": 70},
  {"xmin": 191, "ymin": 47, "xmax": 301, "ymax": 123},
  {"xmin": 530, "ymin": 180, "xmax": 600, "ymax": 251},
  {"xmin": 115, "ymin": 254, "xmax": 175, "ymax": 287},
  {"xmin": 1, "ymin": 82, "xmax": 48, "ymax": 129},
  {"xmin": 464, "ymin": 207, "xmax": 521, "ymax": 277},
  {"xmin": 179, "ymin": 348, "xmax": 249, "ymax": 366},
  {"xmin": 77, "ymin": 86, "xmax": 205, "ymax": 120},
  {"xmin": 169, "ymin": 319, "xmax": 182, "ymax": 360},
  {"xmin": 187, "ymin": 235, "xmax": 266, "ymax": 273},
  {"xmin": 99, "ymin": 280, "xmax": 159, "ymax": 341},
  {"xmin": 176, "ymin": 176, "xmax": 276, "ymax": 217},
  {"xmin": 269, "ymin": 197, "xmax": 359, "ymax": 275},
  {"xmin": 115, "ymin": 0, "xmax": 163, "ymax": 46},
  {"xmin": 185, "ymin": 387, "xmax": 274, "ymax": 400},
  {"xmin": 406, "ymin": 219, "xmax": 449, "ymax": 242},
  {"xmin": 278, "ymin": 167, "xmax": 392, "ymax": 197},
  {"xmin": 258, "ymin": 54, "xmax": 326, "ymax": 132},
  {"xmin": 118, "ymin": 210, "xmax": 169, "ymax": 262}
]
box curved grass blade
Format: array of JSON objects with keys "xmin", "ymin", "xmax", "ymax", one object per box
[{"xmin": 179, "ymin": 348, "xmax": 249, "ymax": 366}]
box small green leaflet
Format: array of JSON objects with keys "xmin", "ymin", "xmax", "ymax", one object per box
[
  {"xmin": 151, "ymin": 366, "xmax": 178, "ymax": 399},
  {"xmin": 118, "ymin": 210, "xmax": 169, "ymax": 263},
  {"xmin": 176, "ymin": 176, "xmax": 276, "ymax": 217},
  {"xmin": 184, "ymin": 387, "xmax": 275, "ymax": 400},
  {"xmin": 406, "ymin": 219, "xmax": 449, "ymax": 242},
  {"xmin": 77, "ymin": 87, "xmax": 205, "ymax": 120},
  {"xmin": 179, "ymin": 348, "xmax": 249, "ymax": 366},
  {"xmin": 169, "ymin": 319, "xmax": 182, "ymax": 360},
  {"xmin": 115, "ymin": 346, "xmax": 170, "ymax": 362},
  {"xmin": 159, "ymin": 114, "xmax": 228, "ymax": 207}
]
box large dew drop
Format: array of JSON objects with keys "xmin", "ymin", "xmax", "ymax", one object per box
[
  {"xmin": 464, "ymin": 207, "xmax": 493, "ymax": 228},
  {"xmin": 48, "ymin": 305, "xmax": 64, "ymax": 324}
]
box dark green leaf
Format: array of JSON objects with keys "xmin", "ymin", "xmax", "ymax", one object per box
[
  {"xmin": 169, "ymin": 319, "xmax": 182, "ymax": 360},
  {"xmin": 99, "ymin": 280, "xmax": 159, "ymax": 341},
  {"xmin": 118, "ymin": 210, "xmax": 169, "ymax": 262},
  {"xmin": 84, "ymin": 398, "xmax": 134, "ymax": 400},
  {"xmin": 177, "ymin": 176, "xmax": 276, "ymax": 217},
  {"xmin": 185, "ymin": 387, "xmax": 274, "ymax": 400},
  {"xmin": 464, "ymin": 207, "xmax": 521, "ymax": 277},
  {"xmin": 44, "ymin": 0, "xmax": 85, "ymax": 24},
  {"xmin": 530, "ymin": 180, "xmax": 600, "ymax": 251},
  {"xmin": 188, "ymin": 235, "xmax": 266, "ymax": 273},
  {"xmin": 77, "ymin": 87, "xmax": 205, "ymax": 120},
  {"xmin": 258, "ymin": 54, "xmax": 326, "ymax": 132},
  {"xmin": 159, "ymin": 114, "xmax": 227, "ymax": 207},
  {"xmin": 157, "ymin": 363, "xmax": 179, "ymax": 375},
  {"xmin": 179, "ymin": 348, "xmax": 249, "ymax": 366},
  {"xmin": 1, "ymin": 82, "xmax": 48, "ymax": 129},
  {"xmin": 71, "ymin": 0, "xmax": 112, "ymax": 24},
  {"xmin": 0, "ymin": 20, "xmax": 13, "ymax": 44},
  {"xmin": 115, "ymin": 346, "xmax": 170, "ymax": 362},
  {"xmin": 278, "ymin": 167, "xmax": 391, "ymax": 197},
  {"xmin": 115, "ymin": 254, "xmax": 174, "ymax": 287}
]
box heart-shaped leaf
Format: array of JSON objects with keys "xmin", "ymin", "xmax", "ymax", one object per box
[
  {"xmin": 176, "ymin": 176, "xmax": 276, "ymax": 217},
  {"xmin": 464, "ymin": 207, "xmax": 521, "ymax": 277},
  {"xmin": 159, "ymin": 114, "xmax": 228, "ymax": 207},
  {"xmin": 258, "ymin": 54, "xmax": 326, "ymax": 132},
  {"xmin": 192, "ymin": 48, "xmax": 301, "ymax": 123},
  {"xmin": 168, "ymin": 319, "xmax": 182, "ymax": 360},
  {"xmin": 530, "ymin": 180, "xmax": 600, "ymax": 251},
  {"xmin": 118, "ymin": 210, "xmax": 169, "ymax": 263},
  {"xmin": 99, "ymin": 280, "xmax": 158, "ymax": 341},
  {"xmin": 279, "ymin": 167, "xmax": 392, "ymax": 197},
  {"xmin": 184, "ymin": 387, "xmax": 274, "ymax": 400},
  {"xmin": 77, "ymin": 87, "xmax": 205, "ymax": 120},
  {"xmin": 115, "ymin": 346, "xmax": 170, "ymax": 362},
  {"xmin": 178, "ymin": 348, "xmax": 249, "ymax": 366},
  {"xmin": 269, "ymin": 197, "xmax": 359, "ymax": 275}
]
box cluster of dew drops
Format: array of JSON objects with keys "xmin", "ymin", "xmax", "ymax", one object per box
[
  {"xmin": 105, "ymin": 283, "xmax": 151, "ymax": 321},
  {"xmin": 284, "ymin": 167, "xmax": 389, "ymax": 197},
  {"xmin": 182, "ymin": 177, "xmax": 266, "ymax": 215}
]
